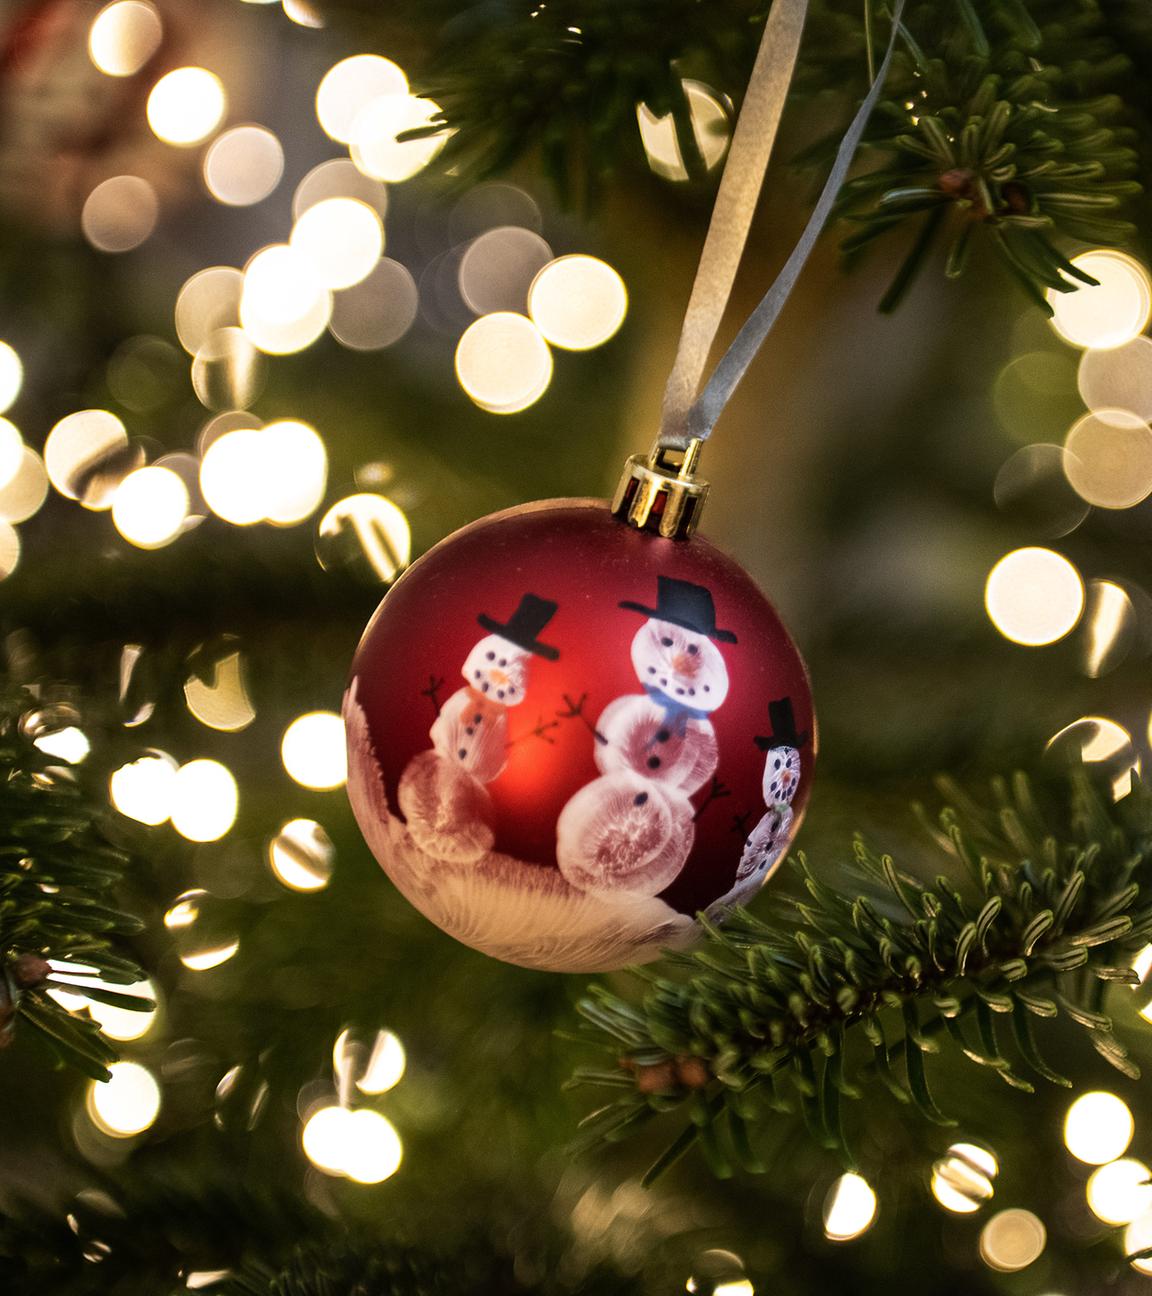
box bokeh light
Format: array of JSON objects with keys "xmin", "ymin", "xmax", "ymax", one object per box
[
  {"xmin": 1048, "ymin": 251, "xmax": 1152, "ymax": 350},
  {"xmin": 301, "ymin": 1105, "xmax": 402, "ymax": 1183},
  {"xmin": 458, "ymin": 227, "xmax": 552, "ymax": 315},
  {"xmin": 316, "ymin": 55, "xmax": 408, "ymax": 144},
  {"xmin": 281, "ymin": 712, "xmax": 346, "ymax": 789},
  {"xmin": 200, "ymin": 427, "xmax": 266, "ymax": 525},
  {"xmin": 1126, "ymin": 1205, "xmax": 1152, "ymax": 1274},
  {"xmin": 33, "ymin": 726, "xmax": 90, "ymax": 764},
  {"xmin": 1064, "ymin": 1091, "xmax": 1134, "ymax": 1164},
  {"xmin": 283, "ymin": 0, "xmax": 324, "ymax": 26},
  {"xmin": 1078, "ymin": 336, "xmax": 1152, "ymax": 421},
  {"xmin": 111, "ymin": 466, "xmax": 189, "ymax": 549},
  {"xmin": 203, "ymin": 125, "xmax": 284, "ymax": 206},
  {"xmin": 993, "ymin": 442, "xmax": 1089, "ymax": 538},
  {"xmin": 334, "ymin": 1028, "xmax": 406, "ymax": 1094},
  {"xmin": 1087, "ymin": 1158, "xmax": 1152, "ymax": 1225},
  {"xmin": 147, "ymin": 67, "xmax": 227, "ymax": 147},
  {"xmin": 51, "ymin": 973, "xmax": 156, "ymax": 1042},
  {"xmin": 1083, "ymin": 579, "xmax": 1135, "ymax": 678},
  {"xmin": 528, "ymin": 255, "xmax": 628, "ymax": 350},
  {"xmin": 164, "ymin": 888, "xmax": 240, "ymax": 970},
  {"xmin": 87, "ymin": 1, "xmax": 162, "ymax": 77},
  {"xmin": 191, "ymin": 327, "xmax": 265, "ymax": 411},
  {"xmin": 455, "ymin": 312, "xmax": 552, "ymax": 414},
  {"xmin": 45, "ymin": 409, "xmax": 135, "ymax": 508},
  {"xmin": 823, "ymin": 1173, "xmax": 877, "ymax": 1241},
  {"xmin": 170, "ymin": 759, "xmax": 239, "ymax": 842},
  {"xmin": 350, "ymin": 94, "xmax": 446, "ymax": 183},
  {"xmin": 263, "ymin": 420, "xmax": 328, "ymax": 525},
  {"xmin": 329, "ymin": 258, "xmax": 418, "ymax": 351},
  {"xmin": 108, "ymin": 336, "xmax": 183, "ymax": 414},
  {"xmin": 979, "ymin": 1208, "xmax": 1046, "ymax": 1272},
  {"xmin": 0, "ymin": 419, "xmax": 24, "ymax": 490},
  {"xmin": 1047, "ymin": 716, "xmax": 1138, "ymax": 801},
  {"xmin": 0, "ymin": 524, "xmax": 19, "ymax": 581},
  {"xmin": 184, "ymin": 649, "xmax": 256, "ymax": 732},
  {"xmin": 110, "ymin": 752, "xmax": 179, "ymax": 825},
  {"xmin": 637, "ymin": 80, "xmax": 730, "ymax": 182},
  {"xmin": 239, "ymin": 244, "xmax": 332, "ymax": 355},
  {"xmin": 87, "ymin": 1062, "xmax": 161, "ymax": 1137},
  {"xmin": 0, "ymin": 341, "xmax": 22, "ymax": 414},
  {"xmin": 290, "ymin": 197, "xmax": 384, "ymax": 291},
  {"xmin": 1063, "ymin": 410, "xmax": 1152, "ymax": 509},
  {"xmin": 984, "ymin": 547, "xmax": 1084, "ymax": 646},
  {"xmin": 992, "ymin": 349, "xmax": 1081, "ymax": 444},
  {"xmin": 931, "ymin": 1143, "xmax": 998, "ymax": 1214},
  {"xmin": 293, "ymin": 158, "xmax": 388, "ymax": 221},
  {"xmin": 0, "ymin": 448, "xmax": 47, "ymax": 524},
  {"xmin": 269, "ymin": 818, "xmax": 334, "ymax": 892},
  {"xmin": 175, "ymin": 267, "xmax": 244, "ymax": 355},
  {"xmin": 81, "ymin": 176, "xmax": 159, "ymax": 253},
  {"xmin": 316, "ymin": 493, "xmax": 411, "ymax": 583}
]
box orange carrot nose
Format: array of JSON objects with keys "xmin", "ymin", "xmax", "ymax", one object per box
[
  {"xmin": 491, "ymin": 668, "xmax": 509, "ymax": 686},
  {"xmin": 672, "ymin": 651, "xmax": 698, "ymax": 675}
]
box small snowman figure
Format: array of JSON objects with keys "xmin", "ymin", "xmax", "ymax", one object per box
[
  {"xmin": 731, "ymin": 697, "xmax": 809, "ymax": 897},
  {"xmin": 399, "ymin": 593, "xmax": 560, "ymax": 862},
  {"xmin": 557, "ymin": 577, "xmax": 735, "ymax": 896}
]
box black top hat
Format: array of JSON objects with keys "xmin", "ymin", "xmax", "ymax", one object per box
[
  {"xmin": 754, "ymin": 697, "xmax": 810, "ymax": 750},
  {"xmin": 477, "ymin": 593, "xmax": 560, "ymax": 660},
  {"xmin": 619, "ymin": 575, "xmax": 737, "ymax": 644}
]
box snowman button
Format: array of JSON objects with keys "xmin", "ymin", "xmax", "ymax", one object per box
[
  {"xmin": 465, "ymin": 726, "xmax": 474, "ymax": 736},
  {"xmin": 633, "ymin": 792, "xmax": 648, "ymax": 806},
  {"xmin": 656, "ymin": 729, "xmax": 670, "ymax": 743},
  {"xmin": 457, "ymin": 748, "xmax": 467, "ymax": 759},
  {"xmin": 647, "ymin": 756, "xmax": 661, "ymax": 769}
]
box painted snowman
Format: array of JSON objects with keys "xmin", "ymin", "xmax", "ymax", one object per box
[
  {"xmin": 722, "ymin": 697, "xmax": 809, "ymax": 907},
  {"xmin": 398, "ymin": 594, "xmax": 560, "ymax": 863},
  {"xmin": 556, "ymin": 576, "xmax": 735, "ymax": 895}
]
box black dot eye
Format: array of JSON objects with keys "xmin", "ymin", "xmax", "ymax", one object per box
[
  {"xmin": 688, "ymin": 644, "xmax": 699, "ymax": 655},
  {"xmin": 647, "ymin": 666, "xmax": 656, "ymax": 674},
  {"xmin": 688, "ymin": 688, "xmax": 695, "ymax": 696},
  {"xmin": 474, "ymin": 714, "xmax": 482, "ymax": 723},
  {"xmin": 633, "ymin": 792, "xmax": 649, "ymax": 806},
  {"xmin": 656, "ymin": 729, "xmax": 670, "ymax": 743},
  {"xmin": 647, "ymin": 756, "xmax": 661, "ymax": 769},
  {"xmin": 508, "ymin": 686, "xmax": 516, "ymax": 694},
  {"xmin": 473, "ymin": 671, "xmax": 481, "ymax": 679},
  {"xmin": 703, "ymin": 685, "xmax": 710, "ymax": 692},
  {"xmin": 499, "ymin": 658, "xmax": 506, "ymax": 667},
  {"xmin": 465, "ymin": 727, "xmax": 474, "ymax": 735},
  {"xmin": 457, "ymin": 748, "xmax": 467, "ymax": 759},
  {"xmin": 481, "ymin": 682, "xmax": 490, "ymax": 693},
  {"xmin": 486, "ymin": 651, "xmax": 495, "ymax": 660},
  {"xmin": 660, "ymin": 677, "xmax": 667, "ymax": 686},
  {"xmin": 675, "ymin": 688, "xmax": 685, "ymax": 696},
  {"xmin": 661, "ymin": 636, "xmax": 673, "ymax": 647},
  {"xmin": 497, "ymin": 690, "xmax": 505, "ymax": 699}
]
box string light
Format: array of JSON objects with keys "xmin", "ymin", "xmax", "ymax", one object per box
[
  {"xmin": 455, "ymin": 312, "xmax": 553, "ymax": 414},
  {"xmin": 316, "ymin": 493, "xmax": 411, "ymax": 582},
  {"xmin": 87, "ymin": 1, "xmax": 162, "ymax": 77},
  {"xmin": 50, "ymin": 973, "xmax": 156, "ymax": 1042},
  {"xmin": 175, "ymin": 267, "xmax": 244, "ymax": 355},
  {"xmin": 269, "ymin": 819, "xmax": 335, "ymax": 891},
  {"xmin": 333, "ymin": 1028, "xmax": 406, "ymax": 1094},
  {"xmin": 1063, "ymin": 410, "xmax": 1152, "ymax": 509},
  {"xmin": 823, "ymin": 1173, "xmax": 877, "ymax": 1241},
  {"xmin": 528, "ymin": 255, "xmax": 628, "ymax": 350},
  {"xmin": 637, "ymin": 80, "xmax": 730, "ymax": 182},
  {"xmin": 44, "ymin": 409, "xmax": 132, "ymax": 508},
  {"xmin": 293, "ymin": 158, "xmax": 388, "ymax": 221},
  {"xmin": 0, "ymin": 342, "xmax": 22, "ymax": 414},
  {"xmin": 1046, "ymin": 717, "xmax": 1138, "ymax": 801},
  {"xmin": 316, "ymin": 55, "xmax": 408, "ymax": 144},
  {"xmin": 0, "ymin": 524, "xmax": 18, "ymax": 581},
  {"xmin": 164, "ymin": 889, "xmax": 240, "ymax": 970},
  {"xmin": 1083, "ymin": 580, "xmax": 1134, "ymax": 678},
  {"xmin": 931, "ymin": 1143, "xmax": 998, "ymax": 1214},
  {"xmin": 458, "ymin": 227, "xmax": 552, "ymax": 315},
  {"xmin": 290, "ymin": 198, "xmax": 384, "ymax": 291},
  {"xmin": 147, "ymin": 68, "xmax": 227, "ymax": 147},
  {"xmin": 1064, "ymin": 1091, "xmax": 1134, "ymax": 1164},
  {"xmin": 33, "ymin": 727, "xmax": 90, "ymax": 764},
  {"xmin": 329, "ymin": 259, "xmax": 418, "ymax": 351},
  {"xmin": 191, "ymin": 327, "xmax": 265, "ymax": 412},
  {"xmin": 81, "ymin": 176, "xmax": 159, "ymax": 254},
  {"xmin": 984, "ymin": 547, "xmax": 1085, "ymax": 646},
  {"xmin": 200, "ymin": 428, "xmax": 266, "ymax": 525},
  {"xmin": 281, "ymin": 712, "xmax": 347, "ymax": 789},
  {"xmin": 110, "ymin": 752, "xmax": 179, "ymax": 825},
  {"xmin": 0, "ymin": 449, "xmax": 47, "ymax": 524},
  {"xmin": 0, "ymin": 419, "xmax": 23, "ymax": 490},
  {"xmin": 203, "ymin": 125, "xmax": 284, "ymax": 207},
  {"xmin": 1047, "ymin": 251, "xmax": 1152, "ymax": 350},
  {"xmin": 184, "ymin": 650, "xmax": 256, "ymax": 732},
  {"xmin": 350, "ymin": 94, "xmax": 446, "ymax": 183},
  {"xmin": 239, "ymin": 244, "xmax": 332, "ymax": 355},
  {"xmin": 111, "ymin": 466, "xmax": 189, "ymax": 549},
  {"xmin": 262, "ymin": 421, "xmax": 327, "ymax": 526},
  {"xmin": 301, "ymin": 1104, "xmax": 402, "ymax": 1183},
  {"xmin": 1078, "ymin": 337, "xmax": 1152, "ymax": 421},
  {"xmin": 1125, "ymin": 1208, "xmax": 1152, "ymax": 1275},
  {"xmin": 979, "ymin": 1209, "xmax": 1046, "ymax": 1272},
  {"xmin": 1087, "ymin": 1158, "xmax": 1152, "ymax": 1225},
  {"xmin": 170, "ymin": 759, "xmax": 239, "ymax": 842},
  {"xmin": 87, "ymin": 1062, "xmax": 161, "ymax": 1137}
]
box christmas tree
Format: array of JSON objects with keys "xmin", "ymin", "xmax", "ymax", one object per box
[{"xmin": 2, "ymin": 1, "xmax": 1152, "ymax": 1291}]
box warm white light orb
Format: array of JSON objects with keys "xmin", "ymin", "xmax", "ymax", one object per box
[
  {"xmin": 112, "ymin": 466, "xmax": 189, "ymax": 549},
  {"xmin": 637, "ymin": 80, "xmax": 730, "ymax": 182},
  {"xmin": 979, "ymin": 1208, "xmax": 1046, "ymax": 1272},
  {"xmin": 290, "ymin": 197, "xmax": 384, "ymax": 291},
  {"xmin": 240, "ymin": 244, "xmax": 332, "ymax": 355},
  {"xmin": 175, "ymin": 267, "xmax": 244, "ymax": 355},
  {"xmin": 0, "ymin": 449, "xmax": 47, "ymax": 524},
  {"xmin": 44, "ymin": 409, "xmax": 129, "ymax": 505},
  {"xmin": 51, "ymin": 975, "xmax": 156, "ymax": 1042},
  {"xmin": 333, "ymin": 1028, "xmax": 406, "ymax": 1094},
  {"xmin": 262, "ymin": 421, "xmax": 328, "ymax": 525},
  {"xmin": 528, "ymin": 255, "xmax": 628, "ymax": 350},
  {"xmin": 1087, "ymin": 1158, "xmax": 1152, "ymax": 1226},
  {"xmin": 34, "ymin": 727, "xmax": 90, "ymax": 764},
  {"xmin": 269, "ymin": 818, "xmax": 334, "ymax": 892},
  {"xmin": 110, "ymin": 752, "xmax": 179, "ymax": 825},
  {"xmin": 81, "ymin": 176, "xmax": 159, "ymax": 253},
  {"xmin": 329, "ymin": 258, "xmax": 418, "ymax": 351},
  {"xmin": 985, "ymin": 547, "xmax": 1085, "ymax": 646},
  {"xmin": 455, "ymin": 312, "xmax": 552, "ymax": 414},
  {"xmin": 0, "ymin": 418, "xmax": 24, "ymax": 489},
  {"xmin": 88, "ymin": 1061, "xmax": 161, "ymax": 1137},
  {"xmin": 301, "ymin": 1104, "xmax": 355, "ymax": 1173},
  {"xmin": 1064, "ymin": 410, "xmax": 1152, "ymax": 510},
  {"xmin": 203, "ymin": 125, "xmax": 284, "ymax": 206},
  {"xmin": 315, "ymin": 493, "xmax": 411, "ymax": 582},
  {"xmin": 350, "ymin": 94, "xmax": 446, "ymax": 183},
  {"xmin": 281, "ymin": 712, "xmax": 346, "ymax": 789},
  {"xmin": 823, "ymin": 1173, "xmax": 877, "ymax": 1241},
  {"xmin": 1125, "ymin": 1208, "xmax": 1152, "ymax": 1274},
  {"xmin": 170, "ymin": 758, "xmax": 239, "ymax": 842},
  {"xmin": 1048, "ymin": 251, "xmax": 1152, "ymax": 350},
  {"xmin": 1064, "ymin": 1091, "xmax": 1134, "ymax": 1165},
  {"xmin": 147, "ymin": 67, "xmax": 226, "ymax": 146},
  {"xmin": 316, "ymin": 55, "xmax": 408, "ymax": 144},
  {"xmin": 343, "ymin": 1109, "xmax": 403, "ymax": 1183},
  {"xmin": 0, "ymin": 342, "xmax": 22, "ymax": 415},
  {"xmin": 199, "ymin": 428, "xmax": 267, "ymax": 526},
  {"xmin": 88, "ymin": 1, "xmax": 162, "ymax": 77}
]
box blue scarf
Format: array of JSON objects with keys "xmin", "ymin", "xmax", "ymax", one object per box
[{"xmin": 642, "ymin": 684, "xmax": 712, "ymax": 738}]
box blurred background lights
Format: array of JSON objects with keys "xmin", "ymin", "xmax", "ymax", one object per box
[
  {"xmin": 184, "ymin": 650, "xmax": 255, "ymax": 732},
  {"xmin": 1063, "ymin": 409, "xmax": 1152, "ymax": 509},
  {"xmin": 316, "ymin": 493, "xmax": 411, "ymax": 583},
  {"xmin": 458, "ymin": 227, "xmax": 552, "ymax": 315},
  {"xmin": 239, "ymin": 244, "xmax": 332, "ymax": 355},
  {"xmin": 1046, "ymin": 716, "xmax": 1139, "ymax": 800},
  {"xmin": 1125, "ymin": 1206, "xmax": 1152, "ymax": 1274},
  {"xmin": 984, "ymin": 547, "xmax": 1085, "ymax": 646},
  {"xmin": 33, "ymin": 726, "xmax": 89, "ymax": 764},
  {"xmin": 111, "ymin": 466, "xmax": 189, "ymax": 550},
  {"xmin": 1087, "ymin": 1158, "xmax": 1152, "ymax": 1225},
  {"xmin": 979, "ymin": 1208, "xmax": 1046, "ymax": 1272},
  {"xmin": 50, "ymin": 973, "xmax": 156, "ymax": 1042},
  {"xmin": 823, "ymin": 1172, "xmax": 877, "ymax": 1241},
  {"xmin": 192, "ymin": 327, "xmax": 265, "ymax": 412},
  {"xmin": 281, "ymin": 711, "xmax": 346, "ymax": 789},
  {"xmin": 110, "ymin": 752, "xmax": 179, "ymax": 825},
  {"xmin": 283, "ymin": 0, "xmax": 324, "ymax": 27},
  {"xmin": 528, "ymin": 255, "xmax": 628, "ymax": 350},
  {"xmin": 147, "ymin": 67, "xmax": 227, "ymax": 147},
  {"xmin": 350, "ymin": 94, "xmax": 446, "ymax": 183},
  {"xmin": 0, "ymin": 523, "xmax": 18, "ymax": 581},
  {"xmin": 263, "ymin": 420, "xmax": 327, "ymax": 525},
  {"xmin": 175, "ymin": 267, "xmax": 244, "ymax": 355},
  {"xmin": 81, "ymin": 176, "xmax": 159, "ymax": 253},
  {"xmin": 455, "ymin": 312, "xmax": 553, "ymax": 414},
  {"xmin": 290, "ymin": 197, "xmax": 384, "ymax": 290},
  {"xmin": 44, "ymin": 409, "xmax": 134, "ymax": 508},
  {"xmin": 87, "ymin": 1, "xmax": 162, "ymax": 78},
  {"xmin": 170, "ymin": 759, "xmax": 238, "ymax": 842},
  {"xmin": 0, "ymin": 341, "xmax": 23, "ymax": 414},
  {"xmin": 684, "ymin": 1250, "xmax": 752, "ymax": 1295},
  {"xmin": 315, "ymin": 55, "xmax": 408, "ymax": 143},
  {"xmin": 1083, "ymin": 580, "xmax": 1135, "ymax": 678},
  {"xmin": 164, "ymin": 889, "xmax": 240, "ymax": 970},
  {"xmin": 931, "ymin": 1142, "xmax": 998, "ymax": 1214},
  {"xmin": 637, "ymin": 80, "xmax": 730, "ymax": 182},
  {"xmin": 0, "ymin": 419, "xmax": 24, "ymax": 489},
  {"xmin": 1078, "ymin": 336, "xmax": 1152, "ymax": 421},
  {"xmin": 293, "ymin": 158, "xmax": 388, "ymax": 221},
  {"xmin": 1048, "ymin": 251, "xmax": 1152, "ymax": 350},
  {"xmin": 334, "ymin": 1027, "xmax": 405, "ymax": 1094},
  {"xmin": 1064, "ymin": 1091, "xmax": 1134, "ymax": 1164},
  {"xmin": 329, "ymin": 258, "xmax": 418, "ymax": 351},
  {"xmin": 993, "ymin": 442, "xmax": 1089, "ymax": 539},
  {"xmin": 203, "ymin": 125, "xmax": 284, "ymax": 206},
  {"xmin": 199, "ymin": 428, "xmax": 267, "ymax": 525},
  {"xmin": 301, "ymin": 1104, "xmax": 402, "ymax": 1183},
  {"xmin": 269, "ymin": 818, "xmax": 334, "ymax": 892},
  {"xmin": 87, "ymin": 1062, "xmax": 161, "ymax": 1137}
]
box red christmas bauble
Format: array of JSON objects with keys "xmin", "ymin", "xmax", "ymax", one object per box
[{"xmin": 344, "ymin": 498, "xmax": 815, "ymax": 972}]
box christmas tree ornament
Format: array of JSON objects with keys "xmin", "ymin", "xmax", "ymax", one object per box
[{"xmin": 345, "ymin": 0, "xmax": 904, "ymax": 970}]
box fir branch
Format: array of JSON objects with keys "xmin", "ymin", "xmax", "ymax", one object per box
[
  {"xmin": 569, "ymin": 771, "xmax": 1152, "ymax": 1182},
  {"xmin": 0, "ymin": 683, "xmax": 147, "ymax": 1079}
]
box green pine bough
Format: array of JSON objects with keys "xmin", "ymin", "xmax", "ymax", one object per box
[
  {"xmin": 569, "ymin": 771, "xmax": 1152, "ymax": 1184},
  {"xmin": 0, "ymin": 684, "xmax": 149, "ymax": 1081}
]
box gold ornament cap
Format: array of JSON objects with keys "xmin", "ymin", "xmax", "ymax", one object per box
[{"xmin": 611, "ymin": 439, "xmax": 709, "ymax": 540}]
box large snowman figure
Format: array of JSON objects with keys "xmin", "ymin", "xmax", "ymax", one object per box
[
  {"xmin": 556, "ymin": 576, "xmax": 735, "ymax": 894},
  {"xmin": 399, "ymin": 594, "xmax": 560, "ymax": 863}
]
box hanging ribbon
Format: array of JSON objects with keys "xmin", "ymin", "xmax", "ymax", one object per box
[{"xmin": 658, "ymin": 0, "xmax": 907, "ymax": 451}]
